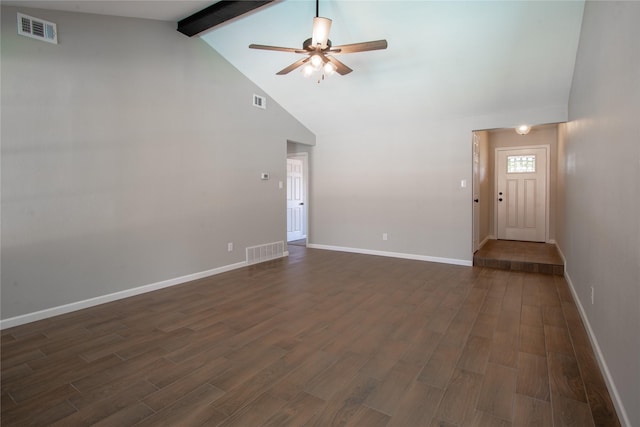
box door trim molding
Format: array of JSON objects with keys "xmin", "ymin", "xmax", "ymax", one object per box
[
  {"xmin": 472, "ymin": 132, "xmax": 481, "ymax": 253},
  {"xmin": 494, "ymin": 144, "xmax": 551, "ymax": 242}
]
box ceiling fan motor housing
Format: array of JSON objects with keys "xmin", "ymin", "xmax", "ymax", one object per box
[{"xmin": 303, "ymin": 38, "xmax": 332, "ymax": 51}]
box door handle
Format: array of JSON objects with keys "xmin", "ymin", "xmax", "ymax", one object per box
[
  {"xmin": 498, "ymin": 198, "xmax": 503, "ymax": 202},
  {"xmin": 474, "ymin": 199, "xmax": 479, "ymax": 203},
  {"xmin": 299, "ymin": 202, "xmax": 304, "ymax": 206}
]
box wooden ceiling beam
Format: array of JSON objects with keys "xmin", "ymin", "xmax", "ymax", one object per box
[{"xmin": 177, "ymin": 0, "xmax": 275, "ymax": 37}]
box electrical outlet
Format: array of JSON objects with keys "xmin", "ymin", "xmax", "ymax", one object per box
[
  {"xmin": 591, "ymin": 286, "xmax": 594, "ymax": 305},
  {"xmin": 382, "ymin": 233, "xmax": 388, "ymax": 241},
  {"xmin": 227, "ymin": 242, "xmax": 233, "ymax": 252}
]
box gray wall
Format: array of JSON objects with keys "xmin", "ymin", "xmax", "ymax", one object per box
[
  {"xmin": 559, "ymin": 2, "xmax": 639, "ymax": 425},
  {"xmin": 1, "ymin": 7, "xmax": 314, "ymax": 320},
  {"xmin": 309, "ymin": 105, "xmax": 566, "ymax": 263}
]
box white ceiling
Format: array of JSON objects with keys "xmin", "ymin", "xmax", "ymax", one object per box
[
  {"xmin": 5, "ymin": 1, "xmax": 585, "ymax": 135},
  {"xmin": 202, "ymin": 1, "xmax": 585, "ymax": 135}
]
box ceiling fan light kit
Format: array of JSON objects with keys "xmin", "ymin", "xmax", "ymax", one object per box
[
  {"xmin": 311, "ymin": 17, "xmax": 332, "ymax": 49},
  {"xmin": 249, "ymin": 0, "xmax": 388, "ymax": 83}
]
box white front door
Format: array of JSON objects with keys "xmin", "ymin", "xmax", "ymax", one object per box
[
  {"xmin": 286, "ymin": 158, "xmax": 304, "ymax": 242},
  {"xmin": 496, "ymin": 147, "xmax": 547, "ymax": 242}
]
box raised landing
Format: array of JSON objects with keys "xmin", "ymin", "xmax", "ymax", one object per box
[{"xmin": 474, "ymin": 239, "xmax": 564, "ymax": 275}]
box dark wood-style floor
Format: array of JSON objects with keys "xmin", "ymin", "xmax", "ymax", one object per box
[{"xmin": 1, "ymin": 245, "xmax": 620, "ymax": 426}]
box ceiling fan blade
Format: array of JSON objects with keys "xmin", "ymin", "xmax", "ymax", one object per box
[
  {"xmin": 249, "ymin": 44, "xmax": 306, "ymax": 54},
  {"xmin": 326, "ymin": 55, "xmax": 353, "ymax": 75},
  {"xmin": 329, "ymin": 40, "xmax": 388, "ymax": 54},
  {"xmin": 276, "ymin": 57, "xmax": 311, "ymax": 75}
]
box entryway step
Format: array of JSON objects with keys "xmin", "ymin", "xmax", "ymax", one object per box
[{"xmin": 473, "ymin": 240, "xmax": 564, "ymax": 275}]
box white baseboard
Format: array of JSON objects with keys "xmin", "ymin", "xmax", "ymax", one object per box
[
  {"xmin": 561, "ymin": 260, "xmax": 631, "ymax": 427},
  {"xmin": 307, "ymin": 244, "xmax": 472, "ymax": 267},
  {"xmin": 478, "ymin": 236, "xmax": 557, "ymax": 248},
  {"xmin": 1, "ymin": 259, "xmax": 255, "ymax": 330},
  {"xmin": 479, "ymin": 235, "xmax": 495, "ymax": 249},
  {"xmin": 555, "ymin": 243, "xmax": 567, "ymax": 268}
]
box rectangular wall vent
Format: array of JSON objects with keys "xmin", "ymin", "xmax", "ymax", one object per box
[
  {"xmin": 253, "ymin": 94, "xmax": 266, "ymax": 109},
  {"xmin": 246, "ymin": 241, "xmax": 284, "ymax": 265},
  {"xmin": 17, "ymin": 13, "xmax": 58, "ymax": 44}
]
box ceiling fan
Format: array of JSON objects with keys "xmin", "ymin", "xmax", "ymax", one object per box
[{"xmin": 249, "ymin": 0, "xmax": 388, "ymax": 79}]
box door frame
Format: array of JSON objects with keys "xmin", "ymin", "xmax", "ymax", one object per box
[
  {"xmin": 494, "ymin": 144, "xmax": 551, "ymax": 242},
  {"xmin": 472, "ymin": 132, "xmax": 480, "ymax": 252},
  {"xmin": 287, "ymin": 152, "xmax": 309, "ymax": 243}
]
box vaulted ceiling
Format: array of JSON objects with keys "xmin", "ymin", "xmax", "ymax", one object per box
[
  {"xmin": 5, "ymin": 1, "xmax": 585, "ymax": 135},
  {"xmin": 202, "ymin": 1, "xmax": 584, "ymax": 135}
]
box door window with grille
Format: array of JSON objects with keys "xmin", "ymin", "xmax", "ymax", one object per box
[{"xmin": 507, "ymin": 155, "xmax": 536, "ymax": 173}]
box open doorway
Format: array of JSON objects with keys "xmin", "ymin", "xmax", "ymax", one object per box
[
  {"xmin": 472, "ymin": 124, "xmax": 558, "ymax": 249},
  {"xmin": 472, "ymin": 130, "xmax": 490, "ymax": 252},
  {"xmin": 286, "ymin": 152, "xmax": 308, "ymax": 245},
  {"xmin": 472, "ymin": 124, "xmax": 564, "ymax": 272}
]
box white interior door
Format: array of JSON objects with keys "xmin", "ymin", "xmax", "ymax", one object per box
[
  {"xmin": 472, "ymin": 133, "xmax": 480, "ymax": 252},
  {"xmin": 496, "ymin": 147, "xmax": 547, "ymax": 242},
  {"xmin": 287, "ymin": 158, "xmax": 304, "ymax": 242}
]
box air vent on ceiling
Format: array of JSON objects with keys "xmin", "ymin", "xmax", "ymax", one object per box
[
  {"xmin": 253, "ymin": 94, "xmax": 266, "ymax": 109},
  {"xmin": 17, "ymin": 13, "xmax": 58, "ymax": 44}
]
